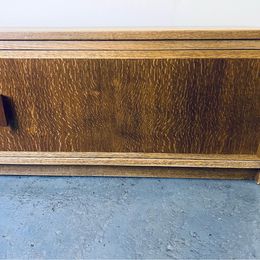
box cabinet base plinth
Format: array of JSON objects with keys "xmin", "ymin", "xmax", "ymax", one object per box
[{"xmin": 0, "ymin": 165, "xmax": 258, "ymax": 182}]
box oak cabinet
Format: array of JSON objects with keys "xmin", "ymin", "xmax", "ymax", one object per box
[{"xmin": 0, "ymin": 30, "xmax": 259, "ymax": 181}]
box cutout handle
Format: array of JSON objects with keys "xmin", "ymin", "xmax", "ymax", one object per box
[{"xmin": 0, "ymin": 95, "xmax": 7, "ymax": 126}]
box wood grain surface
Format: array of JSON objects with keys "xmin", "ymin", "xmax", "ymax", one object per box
[
  {"xmin": 0, "ymin": 40, "xmax": 260, "ymax": 50},
  {"xmin": 1, "ymin": 50, "xmax": 260, "ymax": 59},
  {"xmin": 0, "ymin": 29, "xmax": 259, "ymax": 40},
  {"xmin": 0, "ymin": 58, "xmax": 259, "ymax": 154},
  {"xmin": 0, "ymin": 152, "xmax": 257, "ymax": 159},
  {"xmin": 0, "ymin": 152, "xmax": 259, "ymax": 168}
]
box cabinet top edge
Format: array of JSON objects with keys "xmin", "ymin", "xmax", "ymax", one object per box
[{"xmin": 0, "ymin": 28, "xmax": 260, "ymax": 40}]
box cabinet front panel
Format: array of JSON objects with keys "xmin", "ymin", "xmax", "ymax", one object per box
[{"xmin": 0, "ymin": 58, "xmax": 259, "ymax": 154}]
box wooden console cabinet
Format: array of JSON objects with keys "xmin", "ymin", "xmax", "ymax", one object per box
[{"xmin": 0, "ymin": 29, "xmax": 259, "ymax": 182}]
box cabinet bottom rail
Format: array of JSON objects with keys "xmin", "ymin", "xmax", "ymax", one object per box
[{"xmin": 0, "ymin": 165, "xmax": 258, "ymax": 184}]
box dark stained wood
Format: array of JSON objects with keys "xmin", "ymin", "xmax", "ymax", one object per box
[
  {"xmin": 0, "ymin": 58, "xmax": 259, "ymax": 154},
  {"xmin": 0, "ymin": 95, "xmax": 7, "ymax": 127}
]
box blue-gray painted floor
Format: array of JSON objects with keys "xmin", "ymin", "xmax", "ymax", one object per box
[{"xmin": 0, "ymin": 176, "xmax": 259, "ymax": 259}]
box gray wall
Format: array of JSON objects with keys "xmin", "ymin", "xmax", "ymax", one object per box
[{"xmin": 0, "ymin": 0, "xmax": 259, "ymax": 28}]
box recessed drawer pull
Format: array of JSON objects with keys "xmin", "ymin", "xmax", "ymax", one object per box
[{"xmin": 0, "ymin": 95, "xmax": 7, "ymax": 127}]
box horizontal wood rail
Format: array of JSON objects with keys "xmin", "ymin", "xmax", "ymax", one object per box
[
  {"xmin": 0, "ymin": 152, "xmax": 259, "ymax": 169},
  {"xmin": 1, "ymin": 50, "xmax": 260, "ymax": 59},
  {"xmin": 0, "ymin": 29, "xmax": 259, "ymax": 40},
  {"xmin": 0, "ymin": 165, "xmax": 257, "ymax": 181},
  {"xmin": 0, "ymin": 40, "xmax": 260, "ymax": 51}
]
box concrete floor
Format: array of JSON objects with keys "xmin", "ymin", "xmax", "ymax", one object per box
[{"xmin": 0, "ymin": 176, "xmax": 259, "ymax": 259}]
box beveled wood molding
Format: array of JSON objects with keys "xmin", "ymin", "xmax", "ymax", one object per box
[
  {"xmin": 0, "ymin": 165, "xmax": 257, "ymax": 180},
  {"xmin": 0, "ymin": 40, "xmax": 260, "ymax": 51},
  {"xmin": 0, "ymin": 152, "xmax": 259, "ymax": 169},
  {"xmin": 0, "ymin": 28, "xmax": 259, "ymax": 40},
  {"xmin": 1, "ymin": 50, "xmax": 260, "ymax": 59}
]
